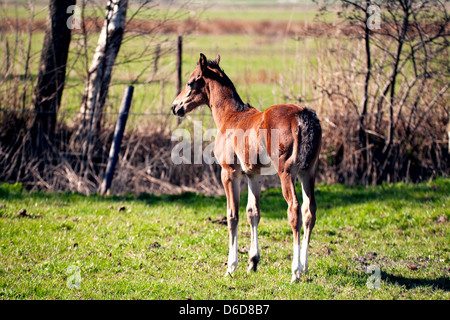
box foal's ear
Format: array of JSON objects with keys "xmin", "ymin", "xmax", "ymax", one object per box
[
  {"xmin": 214, "ymin": 54, "xmax": 221, "ymax": 65},
  {"xmin": 199, "ymin": 53, "xmax": 207, "ymax": 72}
]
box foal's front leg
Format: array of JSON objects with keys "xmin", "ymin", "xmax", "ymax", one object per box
[
  {"xmin": 247, "ymin": 175, "xmax": 262, "ymax": 272},
  {"xmin": 221, "ymin": 167, "xmax": 241, "ymax": 276}
]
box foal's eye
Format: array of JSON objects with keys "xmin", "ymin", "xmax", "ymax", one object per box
[{"xmin": 187, "ymin": 80, "xmax": 193, "ymax": 87}]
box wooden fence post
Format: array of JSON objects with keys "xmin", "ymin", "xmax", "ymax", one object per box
[
  {"xmin": 99, "ymin": 85, "xmax": 134, "ymax": 195},
  {"xmin": 176, "ymin": 35, "xmax": 182, "ymax": 95},
  {"xmin": 447, "ymin": 121, "xmax": 450, "ymax": 151}
]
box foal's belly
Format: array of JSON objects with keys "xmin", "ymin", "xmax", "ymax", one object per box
[
  {"xmin": 213, "ymin": 119, "xmax": 279, "ymax": 176},
  {"xmin": 235, "ymin": 146, "xmax": 276, "ymax": 176}
]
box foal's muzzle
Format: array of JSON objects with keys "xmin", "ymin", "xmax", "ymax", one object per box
[{"xmin": 171, "ymin": 104, "xmax": 185, "ymax": 117}]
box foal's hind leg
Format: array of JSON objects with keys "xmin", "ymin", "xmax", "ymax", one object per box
[
  {"xmin": 299, "ymin": 165, "xmax": 317, "ymax": 273},
  {"xmin": 279, "ymin": 168, "xmax": 302, "ymax": 282},
  {"xmin": 246, "ymin": 175, "xmax": 262, "ymax": 272}
]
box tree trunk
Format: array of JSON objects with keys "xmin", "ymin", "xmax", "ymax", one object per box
[
  {"xmin": 358, "ymin": 0, "xmax": 372, "ymax": 184},
  {"xmin": 31, "ymin": 0, "xmax": 75, "ymax": 155},
  {"xmin": 75, "ymin": 0, "xmax": 128, "ymax": 160}
]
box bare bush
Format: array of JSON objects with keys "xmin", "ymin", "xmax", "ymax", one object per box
[
  {"xmin": 283, "ymin": 0, "xmax": 449, "ymax": 185},
  {"xmin": 0, "ymin": 0, "xmax": 211, "ymax": 195}
]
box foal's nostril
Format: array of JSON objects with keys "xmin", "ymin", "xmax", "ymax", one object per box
[{"xmin": 171, "ymin": 104, "xmax": 185, "ymax": 117}]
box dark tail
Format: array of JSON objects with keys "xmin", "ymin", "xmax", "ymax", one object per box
[{"xmin": 297, "ymin": 109, "xmax": 322, "ymax": 171}]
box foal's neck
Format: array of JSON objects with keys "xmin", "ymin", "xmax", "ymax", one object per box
[{"xmin": 208, "ymin": 82, "xmax": 250, "ymax": 129}]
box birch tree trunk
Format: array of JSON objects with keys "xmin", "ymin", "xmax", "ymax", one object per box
[
  {"xmin": 31, "ymin": 0, "xmax": 75, "ymax": 155},
  {"xmin": 75, "ymin": 0, "xmax": 128, "ymax": 159}
]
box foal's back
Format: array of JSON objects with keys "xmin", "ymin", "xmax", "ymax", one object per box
[{"xmin": 217, "ymin": 103, "xmax": 318, "ymax": 174}]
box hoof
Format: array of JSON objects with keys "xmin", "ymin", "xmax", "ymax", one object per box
[
  {"xmin": 301, "ymin": 264, "xmax": 309, "ymax": 273},
  {"xmin": 247, "ymin": 256, "xmax": 260, "ymax": 273},
  {"xmin": 291, "ymin": 271, "xmax": 302, "ymax": 283},
  {"xmin": 247, "ymin": 265, "xmax": 256, "ymax": 273},
  {"xmin": 300, "ymin": 257, "xmax": 309, "ymax": 273},
  {"xmin": 225, "ymin": 261, "xmax": 238, "ymax": 277}
]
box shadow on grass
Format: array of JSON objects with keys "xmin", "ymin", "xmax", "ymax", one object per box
[
  {"xmin": 1, "ymin": 178, "xmax": 449, "ymax": 221},
  {"xmin": 255, "ymin": 177, "xmax": 449, "ymax": 220},
  {"xmin": 323, "ymin": 264, "xmax": 449, "ymax": 293},
  {"xmin": 382, "ymin": 271, "xmax": 450, "ymax": 292}
]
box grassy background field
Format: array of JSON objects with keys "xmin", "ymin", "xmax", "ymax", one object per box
[
  {"xmin": 1, "ymin": 178, "xmax": 448, "ymax": 299},
  {"xmin": 0, "ymin": 0, "xmax": 336, "ymax": 130}
]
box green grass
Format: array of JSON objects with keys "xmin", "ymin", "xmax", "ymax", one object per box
[{"xmin": 0, "ymin": 178, "xmax": 449, "ymax": 299}]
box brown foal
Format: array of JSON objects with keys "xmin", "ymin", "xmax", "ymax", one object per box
[{"xmin": 172, "ymin": 53, "xmax": 322, "ymax": 282}]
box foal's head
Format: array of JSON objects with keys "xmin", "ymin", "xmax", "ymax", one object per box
[{"xmin": 171, "ymin": 53, "xmax": 223, "ymax": 117}]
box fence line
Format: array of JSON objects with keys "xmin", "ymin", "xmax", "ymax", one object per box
[{"xmin": 1, "ymin": 108, "xmax": 448, "ymax": 120}]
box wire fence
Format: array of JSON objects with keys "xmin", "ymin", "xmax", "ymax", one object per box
[{"xmin": 1, "ymin": 108, "xmax": 448, "ymax": 120}]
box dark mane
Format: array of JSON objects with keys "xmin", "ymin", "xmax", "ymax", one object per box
[
  {"xmin": 206, "ymin": 59, "xmax": 251, "ymax": 110},
  {"xmin": 207, "ymin": 59, "xmax": 221, "ymax": 70}
]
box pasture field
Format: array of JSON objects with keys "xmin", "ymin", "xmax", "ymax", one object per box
[
  {"xmin": 0, "ymin": 1, "xmax": 335, "ymax": 129},
  {"xmin": 0, "ymin": 178, "xmax": 449, "ymax": 300},
  {"xmin": 0, "ymin": 1, "xmax": 329, "ymax": 23},
  {"xmin": 0, "ymin": 29, "xmax": 333, "ymax": 130}
]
